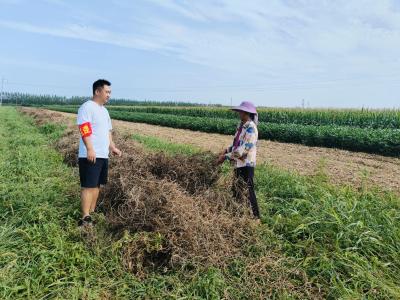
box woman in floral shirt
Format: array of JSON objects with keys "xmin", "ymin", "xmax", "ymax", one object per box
[{"xmin": 217, "ymin": 101, "xmax": 260, "ymax": 220}]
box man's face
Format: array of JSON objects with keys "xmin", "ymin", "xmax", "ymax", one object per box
[{"xmin": 95, "ymin": 85, "xmax": 111, "ymax": 104}]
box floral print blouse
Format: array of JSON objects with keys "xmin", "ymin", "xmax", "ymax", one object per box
[{"xmin": 225, "ymin": 120, "xmax": 258, "ymax": 168}]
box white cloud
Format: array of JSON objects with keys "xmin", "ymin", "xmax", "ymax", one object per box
[
  {"xmin": 146, "ymin": 0, "xmax": 209, "ymax": 21},
  {"xmin": 0, "ymin": 56, "xmax": 99, "ymax": 74},
  {"xmin": 1, "ymin": 0, "xmax": 400, "ymax": 85},
  {"xmin": 0, "ymin": 20, "xmax": 177, "ymax": 52},
  {"xmin": 139, "ymin": 0, "xmax": 400, "ymax": 81}
]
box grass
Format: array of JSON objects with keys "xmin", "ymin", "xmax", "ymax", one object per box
[
  {"xmin": 0, "ymin": 107, "xmax": 139, "ymax": 299},
  {"xmin": 132, "ymin": 132, "xmax": 400, "ymax": 299},
  {"xmin": 0, "ymin": 108, "xmax": 258, "ymax": 299},
  {"xmin": 256, "ymin": 165, "xmax": 400, "ymax": 298},
  {"xmin": 2, "ymin": 107, "xmax": 400, "ymax": 299},
  {"xmin": 132, "ymin": 133, "xmax": 201, "ymax": 156}
]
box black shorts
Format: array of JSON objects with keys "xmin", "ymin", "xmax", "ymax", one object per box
[{"xmin": 78, "ymin": 158, "xmax": 108, "ymax": 188}]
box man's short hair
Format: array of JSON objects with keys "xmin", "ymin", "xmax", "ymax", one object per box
[{"xmin": 93, "ymin": 79, "xmax": 111, "ymax": 95}]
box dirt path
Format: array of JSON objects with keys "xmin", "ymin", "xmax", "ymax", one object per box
[{"xmin": 36, "ymin": 108, "xmax": 400, "ymax": 192}]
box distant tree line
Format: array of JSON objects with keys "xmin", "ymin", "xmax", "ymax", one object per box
[{"xmin": 0, "ymin": 92, "xmax": 220, "ymax": 107}]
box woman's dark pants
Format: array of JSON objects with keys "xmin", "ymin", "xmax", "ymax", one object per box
[{"xmin": 233, "ymin": 166, "xmax": 260, "ymax": 219}]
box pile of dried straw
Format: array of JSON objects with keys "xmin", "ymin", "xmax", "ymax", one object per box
[{"xmin": 20, "ymin": 108, "xmax": 319, "ymax": 298}]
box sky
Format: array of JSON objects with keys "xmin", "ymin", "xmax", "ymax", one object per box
[{"xmin": 0, "ymin": 0, "xmax": 400, "ymax": 108}]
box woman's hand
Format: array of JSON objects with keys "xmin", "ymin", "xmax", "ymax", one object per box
[
  {"xmin": 219, "ymin": 148, "xmax": 227, "ymax": 155},
  {"xmin": 216, "ymin": 153, "xmax": 226, "ymax": 165}
]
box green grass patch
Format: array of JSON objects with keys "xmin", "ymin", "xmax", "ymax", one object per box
[
  {"xmin": 0, "ymin": 108, "xmax": 139, "ymax": 299},
  {"xmin": 132, "ymin": 133, "xmax": 201, "ymax": 156},
  {"xmin": 0, "ymin": 108, "xmax": 253, "ymax": 299},
  {"xmin": 255, "ymin": 164, "xmax": 400, "ymax": 299},
  {"xmin": 37, "ymin": 122, "xmax": 66, "ymax": 141},
  {"xmin": 3, "ymin": 107, "xmax": 400, "ymax": 299}
]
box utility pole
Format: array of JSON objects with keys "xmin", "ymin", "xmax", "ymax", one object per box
[{"xmin": 0, "ymin": 77, "xmax": 4, "ymax": 107}]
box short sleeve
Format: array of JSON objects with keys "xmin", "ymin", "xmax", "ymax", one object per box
[
  {"xmin": 107, "ymin": 111, "xmax": 112, "ymax": 130},
  {"xmin": 77, "ymin": 104, "xmax": 92, "ymax": 125}
]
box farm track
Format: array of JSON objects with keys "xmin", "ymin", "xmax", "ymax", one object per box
[{"xmin": 32, "ymin": 108, "xmax": 400, "ymax": 192}]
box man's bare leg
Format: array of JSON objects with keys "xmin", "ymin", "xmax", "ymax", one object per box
[
  {"xmin": 81, "ymin": 188, "xmax": 97, "ymax": 217},
  {"xmin": 90, "ymin": 187, "xmax": 100, "ymax": 213}
]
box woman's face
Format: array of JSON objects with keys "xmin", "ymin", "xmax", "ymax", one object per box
[{"xmin": 238, "ymin": 111, "xmax": 250, "ymax": 122}]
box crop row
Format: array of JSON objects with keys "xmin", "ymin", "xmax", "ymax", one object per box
[
  {"xmin": 42, "ymin": 104, "xmax": 400, "ymax": 129},
  {"xmin": 4, "ymin": 92, "xmax": 206, "ymax": 107},
  {"xmin": 47, "ymin": 106, "xmax": 400, "ymax": 157},
  {"xmin": 102, "ymin": 106, "xmax": 400, "ymax": 129}
]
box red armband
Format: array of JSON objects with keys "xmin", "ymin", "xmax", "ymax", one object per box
[{"xmin": 79, "ymin": 122, "xmax": 92, "ymax": 138}]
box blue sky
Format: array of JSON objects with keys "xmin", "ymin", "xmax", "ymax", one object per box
[{"xmin": 0, "ymin": 0, "xmax": 399, "ymax": 108}]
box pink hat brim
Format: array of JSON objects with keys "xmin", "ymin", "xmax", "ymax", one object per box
[{"xmin": 231, "ymin": 106, "xmax": 257, "ymax": 114}]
